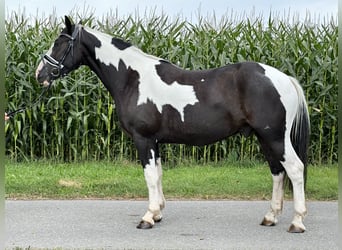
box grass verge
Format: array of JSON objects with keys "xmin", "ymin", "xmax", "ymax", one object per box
[{"xmin": 5, "ymin": 160, "xmax": 338, "ymax": 200}]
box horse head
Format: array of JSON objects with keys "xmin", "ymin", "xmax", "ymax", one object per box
[{"xmin": 36, "ymin": 16, "xmax": 83, "ymax": 86}]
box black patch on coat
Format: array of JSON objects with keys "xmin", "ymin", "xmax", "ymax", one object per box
[
  {"xmin": 155, "ymin": 60, "xmax": 210, "ymax": 86},
  {"xmin": 112, "ymin": 38, "xmax": 132, "ymax": 50}
]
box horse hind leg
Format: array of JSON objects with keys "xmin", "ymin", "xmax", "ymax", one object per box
[
  {"xmin": 258, "ymin": 138, "xmax": 286, "ymax": 227},
  {"xmin": 258, "ymin": 135, "xmax": 307, "ymax": 233},
  {"xmin": 281, "ymin": 139, "xmax": 307, "ymax": 233},
  {"xmin": 261, "ymin": 171, "xmax": 285, "ymax": 226},
  {"xmin": 153, "ymin": 156, "xmax": 166, "ymax": 222},
  {"xmin": 272, "ymin": 137, "xmax": 307, "ymax": 233}
]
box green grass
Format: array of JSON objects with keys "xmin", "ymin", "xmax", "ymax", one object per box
[{"xmin": 5, "ymin": 161, "xmax": 337, "ymax": 201}]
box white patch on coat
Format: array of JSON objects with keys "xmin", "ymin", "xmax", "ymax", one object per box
[{"xmin": 87, "ymin": 27, "xmax": 199, "ymax": 121}]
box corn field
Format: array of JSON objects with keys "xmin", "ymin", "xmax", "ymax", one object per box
[{"xmin": 5, "ymin": 10, "xmax": 338, "ymax": 164}]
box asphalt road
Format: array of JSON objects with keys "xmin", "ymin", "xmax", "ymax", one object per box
[{"xmin": 5, "ymin": 200, "xmax": 338, "ymax": 249}]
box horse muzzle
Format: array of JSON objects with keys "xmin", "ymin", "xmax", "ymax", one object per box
[
  {"xmin": 36, "ymin": 66, "xmax": 52, "ymax": 87},
  {"xmin": 36, "ymin": 56, "xmax": 63, "ymax": 87}
]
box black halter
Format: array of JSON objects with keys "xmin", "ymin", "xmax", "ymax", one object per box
[{"xmin": 43, "ymin": 26, "xmax": 80, "ymax": 78}]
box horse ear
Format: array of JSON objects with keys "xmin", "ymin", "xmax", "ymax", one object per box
[{"xmin": 64, "ymin": 16, "xmax": 73, "ymax": 34}]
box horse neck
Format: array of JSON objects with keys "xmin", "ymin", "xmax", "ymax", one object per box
[{"xmin": 81, "ymin": 27, "xmax": 160, "ymax": 100}]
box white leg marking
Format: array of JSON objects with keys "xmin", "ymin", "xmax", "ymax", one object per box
[
  {"xmin": 263, "ymin": 172, "xmax": 284, "ymax": 225},
  {"xmin": 142, "ymin": 150, "xmax": 163, "ymax": 225},
  {"xmin": 156, "ymin": 157, "xmax": 166, "ymax": 211},
  {"xmin": 282, "ymin": 139, "xmax": 307, "ymax": 230},
  {"xmin": 271, "ymin": 172, "xmax": 284, "ymax": 214}
]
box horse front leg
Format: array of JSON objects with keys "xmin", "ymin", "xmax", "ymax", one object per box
[{"xmin": 135, "ymin": 139, "xmax": 165, "ymax": 229}]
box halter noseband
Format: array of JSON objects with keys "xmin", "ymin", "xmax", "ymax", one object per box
[{"xmin": 43, "ymin": 26, "xmax": 80, "ymax": 78}]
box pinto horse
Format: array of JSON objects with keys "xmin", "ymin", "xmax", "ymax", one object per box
[{"xmin": 36, "ymin": 16, "xmax": 310, "ymax": 233}]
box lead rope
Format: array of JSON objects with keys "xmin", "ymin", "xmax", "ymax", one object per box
[{"xmin": 6, "ymin": 83, "xmax": 52, "ymax": 118}]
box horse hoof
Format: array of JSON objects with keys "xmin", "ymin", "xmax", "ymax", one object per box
[
  {"xmin": 260, "ymin": 218, "xmax": 276, "ymax": 226},
  {"xmin": 288, "ymin": 224, "xmax": 305, "ymax": 233},
  {"xmin": 137, "ymin": 220, "xmax": 153, "ymax": 229}
]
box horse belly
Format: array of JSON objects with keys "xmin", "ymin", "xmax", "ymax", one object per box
[
  {"xmin": 159, "ymin": 107, "xmax": 241, "ymax": 146},
  {"xmin": 180, "ymin": 128, "xmax": 232, "ymax": 146}
]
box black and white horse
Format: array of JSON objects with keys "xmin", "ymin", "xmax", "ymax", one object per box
[{"xmin": 36, "ymin": 16, "xmax": 310, "ymax": 233}]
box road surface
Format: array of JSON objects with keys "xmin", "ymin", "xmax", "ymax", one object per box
[{"xmin": 6, "ymin": 200, "xmax": 338, "ymax": 249}]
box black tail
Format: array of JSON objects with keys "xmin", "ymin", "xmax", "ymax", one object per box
[{"xmin": 288, "ymin": 77, "xmax": 310, "ymax": 189}]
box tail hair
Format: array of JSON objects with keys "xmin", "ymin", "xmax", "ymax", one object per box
[{"xmin": 288, "ymin": 77, "xmax": 310, "ymax": 188}]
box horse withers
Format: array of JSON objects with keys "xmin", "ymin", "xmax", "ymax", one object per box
[{"xmin": 36, "ymin": 16, "xmax": 310, "ymax": 233}]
